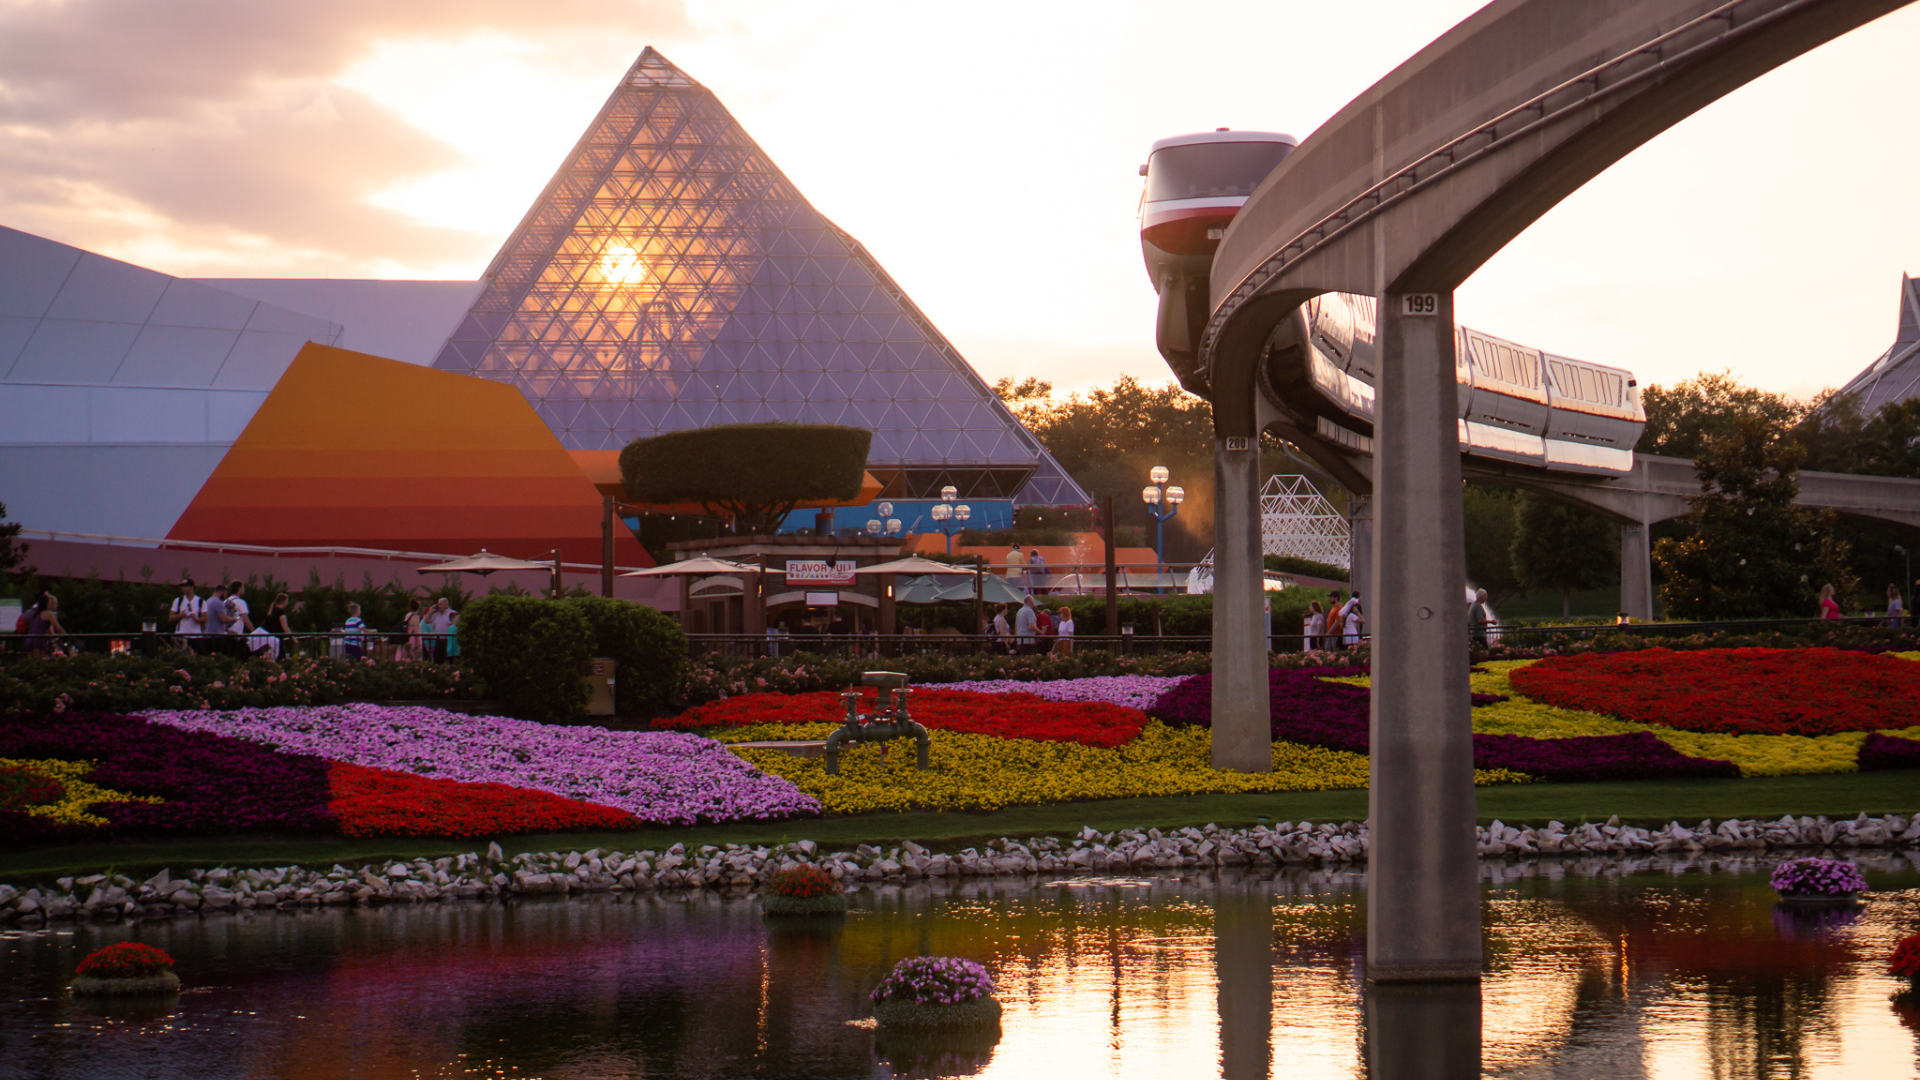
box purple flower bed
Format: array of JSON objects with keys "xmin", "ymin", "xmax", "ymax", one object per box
[
  {"xmin": 871, "ymin": 956, "xmax": 996, "ymax": 1006},
  {"xmin": 145, "ymin": 705, "xmax": 820, "ymax": 826},
  {"xmin": 1858, "ymin": 732, "xmax": 1920, "ymax": 770},
  {"xmin": 1149, "ymin": 670, "xmax": 1735, "ymax": 782},
  {"xmin": 1770, "ymin": 857, "xmax": 1868, "ymax": 896},
  {"xmin": 926, "ymin": 675, "xmax": 1187, "ymax": 711},
  {"xmin": 0, "ymin": 712, "xmax": 334, "ymax": 844},
  {"xmin": 1469, "ymin": 731, "xmax": 1738, "ymax": 782}
]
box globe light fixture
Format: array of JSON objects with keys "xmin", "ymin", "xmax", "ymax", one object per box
[
  {"xmin": 885, "ymin": 519, "xmax": 903, "ymax": 536},
  {"xmin": 930, "ymin": 503, "xmax": 952, "ymax": 522},
  {"xmin": 865, "ymin": 520, "xmax": 883, "ymax": 537},
  {"xmin": 940, "ymin": 485, "xmax": 958, "ymax": 503},
  {"xmin": 1142, "ymin": 466, "xmax": 1180, "ymax": 594},
  {"xmin": 930, "ymin": 493, "xmax": 968, "ymax": 554}
]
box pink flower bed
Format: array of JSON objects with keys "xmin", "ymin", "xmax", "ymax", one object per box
[
  {"xmin": 923, "ymin": 675, "xmax": 1187, "ymax": 711},
  {"xmin": 144, "ymin": 705, "xmax": 819, "ymax": 826}
]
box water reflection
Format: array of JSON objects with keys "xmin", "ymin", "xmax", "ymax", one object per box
[{"xmin": 0, "ymin": 854, "xmax": 1914, "ymax": 1079}]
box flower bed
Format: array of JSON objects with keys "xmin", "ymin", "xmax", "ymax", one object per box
[
  {"xmin": 75, "ymin": 942, "xmax": 175, "ymax": 979},
  {"xmin": 871, "ymin": 956, "xmax": 1002, "ymax": 1028},
  {"xmin": 925, "ymin": 675, "xmax": 1188, "ymax": 711},
  {"xmin": 1149, "ymin": 669, "xmax": 1738, "ymax": 782},
  {"xmin": 762, "ymin": 864, "xmax": 848, "ymax": 915},
  {"xmin": 666, "ymin": 689, "xmax": 1150, "ymax": 749},
  {"xmin": 327, "ymin": 763, "xmax": 638, "ymax": 838},
  {"xmin": 146, "ymin": 705, "xmax": 819, "ymax": 826},
  {"xmin": 1508, "ymin": 648, "xmax": 1920, "ymax": 737},
  {"xmin": 1858, "ymin": 732, "xmax": 1920, "ymax": 770},
  {"xmin": 0, "ymin": 712, "xmax": 334, "ymax": 845},
  {"xmin": 726, "ymin": 721, "xmax": 1526, "ymax": 815}
]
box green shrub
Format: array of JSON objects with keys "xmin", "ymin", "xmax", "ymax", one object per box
[
  {"xmin": 0, "ymin": 652, "xmax": 468, "ymax": 712},
  {"xmin": 1264, "ymin": 554, "xmax": 1349, "ymax": 581},
  {"xmin": 556, "ymin": 596, "xmax": 687, "ymax": 713},
  {"xmin": 458, "ymin": 595, "xmax": 592, "ymax": 722}
]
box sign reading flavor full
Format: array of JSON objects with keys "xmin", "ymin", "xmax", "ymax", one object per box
[{"xmin": 784, "ymin": 560, "xmax": 857, "ymax": 586}]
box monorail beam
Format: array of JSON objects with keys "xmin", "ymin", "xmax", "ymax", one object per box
[
  {"xmin": 1367, "ymin": 291, "xmax": 1479, "ymax": 983},
  {"xmin": 1212, "ymin": 426, "xmax": 1272, "ymax": 772}
]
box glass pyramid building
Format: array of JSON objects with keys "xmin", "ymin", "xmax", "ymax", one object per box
[{"xmin": 431, "ymin": 48, "xmax": 1087, "ymax": 506}]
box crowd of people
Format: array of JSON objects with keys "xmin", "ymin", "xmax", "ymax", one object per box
[
  {"xmin": 12, "ymin": 582, "xmax": 460, "ymax": 663},
  {"xmin": 1301, "ymin": 589, "xmax": 1366, "ymax": 651},
  {"xmin": 982, "ymin": 595, "xmax": 1077, "ymax": 656}
]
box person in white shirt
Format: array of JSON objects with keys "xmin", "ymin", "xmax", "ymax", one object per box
[
  {"xmin": 423, "ymin": 597, "xmax": 457, "ymax": 661},
  {"xmin": 1052, "ymin": 606, "xmax": 1075, "ymax": 655},
  {"xmin": 227, "ymin": 581, "xmax": 253, "ymax": 634},
  {"xmin": 169, "ymin": 580, "xmax": 205, "ymax": 651},
  {"xmin": 1341, "ymin": 592, "xmax": 1365, "ymax": 647},
  {"xmin": 1304, "ymin": 601, "xmax": 1326, "ymax": 652}
]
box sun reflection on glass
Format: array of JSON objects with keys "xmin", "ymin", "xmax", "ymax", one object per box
[{"xmin": 599, "ymin": 243, "xmax": 649, "ymax": 285}]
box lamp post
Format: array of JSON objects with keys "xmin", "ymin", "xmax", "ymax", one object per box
[
  {"xmin": 1142, "ymin": 466, "xmax": 1185, "ymax": 594},
  {"xmin": 929, "ymin": 485, "xmax": 971, "ymax": 554}
]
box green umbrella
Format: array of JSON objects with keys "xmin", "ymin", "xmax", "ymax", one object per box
[{"xmin": 936, "ymin": 574, "xmax": 1027, "ymax": 604}]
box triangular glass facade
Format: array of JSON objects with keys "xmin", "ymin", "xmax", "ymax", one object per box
[
  {"xmin": 432, "ymin": 48, "xmax": 1087, "ymax": 505},
  {"xmin": 1833, "ymin": 273, "xmax": 1920, "ymax": 416}
]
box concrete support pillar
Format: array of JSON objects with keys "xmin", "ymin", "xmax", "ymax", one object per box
[
  {"xmin": 1215, "ymin": 884, "xmax": 1273, "ymax": 1080},
  {"xmin": 1367, "ymin": 291, "xmax": 1480, "ymax": 983},
  {"xmin": 1348, "ymin": 495, "xmax": 1374, "ymax": 601},
  {"xmin": 1212, "ymin": 434, "xmax": 1271, "ymax": 772},
  {"xmin": 1620, "ymin": 520, "xmax": 1653, "ymax": 621},
  {"xmin": 1364, "ymin": 983, "xmax": 1481, "ymax": 1079}
]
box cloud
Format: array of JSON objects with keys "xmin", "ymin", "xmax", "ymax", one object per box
[{"xmin": 0, "ymin": 0, "xmax": 692, "ymax": 274}]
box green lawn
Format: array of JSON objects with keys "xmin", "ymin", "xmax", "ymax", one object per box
[{"xmin": 4, "ymin": 770, "xmax": 1914, "ymax": 884}]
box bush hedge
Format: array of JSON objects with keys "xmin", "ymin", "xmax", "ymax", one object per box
[
  {"xmin": 458, "ymin": 595, "xmax": 592, "ymax": 722},
  {"xmin": 0, "ymin": 652, "xmax": 466, "ymax": 713},
  {"xmin": 556, "ymin": 596, "xmax": 686, "ymax": 713}
]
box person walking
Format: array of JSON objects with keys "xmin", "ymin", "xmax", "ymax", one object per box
[
  {"xmin": 424, "ymin": 597, "xmax": 456, "ymax": 661},
  {"xmin": 22, "ymin": 592, "xmax": 64, "ymax": 658},
  {"xmin": 204, "ymin": 583, "xmax": 237, "ymax": 657},
  {"xmin": 342, "ymin": 602, "xmax": 367, "ymax": 660},
  {"xmin": 227, "ymin": 581, "xmax": 253, "ymax": 635},
  {"xmin": 404, "ymin": 598, "xmax": 426, "ymax": 661},
  {"xmin": 1469, "ymin": 588, "xmax": 1493, "ymax": 646},
  {"xmin": 1014, "ymin": 595, "xmax": 1039, "ymax": 654},
  {"xmin": 169, "ymin": 580, "xmax": 205, "ymax": 652},
  {"xmin": 1304, "ymin": 601, "xmax": 1325, "ymax": 652},
  {"xmin": 1341, "ymin": 591, "xmax": 1366, "ymax": 648},
  {"xmin": 1818, "ymin": 583, "xmax": 1842, "ymax": 620},
  {"xmin": 1885, "ymin": 584, "xmax": 1905, "ymax": 628},
  {"xmin": 991, "ymin": 604, "xmax": 1013, "ymax": 655},
  {"xmin": 1028, "ymin": 549, "xmax": 1048, "ymax": 594},
  {"xmin": 252, "ymin": 593, "xmax": 292, "ymax": 660},
  {"xmin": 1006, "ymin": 545, "xmax": 1027, "ymax": 588},
  {"xmin": 1053, "ymin": 606, "xmax": 1075, "ymax": 656}
]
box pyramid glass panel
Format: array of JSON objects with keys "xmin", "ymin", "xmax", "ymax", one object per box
[{"xmin": 432, "ymin": 48, "xmax": 1086, "ymax": 505}]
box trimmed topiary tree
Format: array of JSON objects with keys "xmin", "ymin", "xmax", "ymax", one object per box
[
  {"xmin": 620, "ymin": 423, "xmax": 871, "ymax": 535},
  {"xmin": 556, "ymin": 596, "xmax": 687, "ymax": 714},
  {"xmin": 458, "ymin": 595, "xmax": 592, "ymax": 722}
]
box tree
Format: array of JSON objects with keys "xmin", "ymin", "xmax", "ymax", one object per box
[
  {"xmin": 620, "ymin": 423, "xmax": 871, "ymax": 535},
  {"xmin": 0, "ymin": 502, "xmax": 27, "ymax": 583},
  {"xmin": 1636, "ymin": 371, "xmax": 1805, "ymax": 458},
  {"xmin": 1509, "ymin": 493, "xmax": 1618, "ymax": 618},
  {"xmin": 1462, "ymin": 484, "xmax": 1521, "ymax": 605},
  {"xmin": 1652, "ymin": 413, "xmax": 1855, "ymax": 620}
]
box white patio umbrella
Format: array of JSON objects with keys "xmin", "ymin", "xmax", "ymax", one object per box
[
  {"xmin": 415, "ymin": 550, "xmax": 556, "ymax": 576},
  {"xmin": 851, "ymin": 555, "xmax": 981, "ymax": 577},
  {"xmin": 621, "ymin": 555, "xmax": 759, "ymax": 577}
]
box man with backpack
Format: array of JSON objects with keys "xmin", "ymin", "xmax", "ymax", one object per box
[{"xmin": 169, "ymin": 579, "xmax": 206, "ymax": 653}]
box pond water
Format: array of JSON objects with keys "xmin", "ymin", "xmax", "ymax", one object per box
[{"xmin": 3, "ymin": 854, "xmax": 1918, "ymax": 1080}]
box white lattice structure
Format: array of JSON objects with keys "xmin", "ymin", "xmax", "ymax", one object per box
[{"xmin": 1261, "ymin": 475, "xmax": 1350, "ymax": 569}]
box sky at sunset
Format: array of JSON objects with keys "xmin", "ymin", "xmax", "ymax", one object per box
[{"xmin": 4, "ymin": 0, "xmax": 1918, "ymax": 402}]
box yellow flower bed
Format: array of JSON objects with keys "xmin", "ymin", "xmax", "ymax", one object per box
[
  {"xmin": 0, "ymin": 758, "xmax": 162, "ymax": 826},
  {"xmin": 1335, "ymin": 661, "xmax": 1920, "ymax": 778},
  {"xmin": 721, "ymin": 721, "xmax": 1527, "ymax": 815}
]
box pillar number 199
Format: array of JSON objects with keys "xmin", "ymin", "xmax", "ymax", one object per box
[{"xmin": 1400, "ymin": 293, "xmax": 1440, "ymax": 317}]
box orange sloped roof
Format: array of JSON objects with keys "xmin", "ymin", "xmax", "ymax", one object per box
[{"xmin": 169, "ymin": 343, "xmax": 653, "ymax": 567}]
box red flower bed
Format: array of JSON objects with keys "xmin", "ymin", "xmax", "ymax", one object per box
[
  {"xmin": 326, "ymin": 763, "xmax": 638, "ymax": 839},
  {"xmin": 663, "ymin": 688, "xmax": 1149, "ymax": 748},
  {"xmin": 1508, "ymin": 648, "xmax": 1920, "ymax": 736},
  {"xmin": 76, "ymin": 942, "xmax": 174, "ymax": 978},
  {"xmin": 0, "ymin": 765, "xmax": 63, "ymax": 810},
  {"xmin": 766, "ymin": 865, "xmax": 840, "ymax": 898}
]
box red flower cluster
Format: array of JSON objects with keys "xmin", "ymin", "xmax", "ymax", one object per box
[
  {"xmin": 665, "ymin": 688, "xmax": 1149, "ymax": 748},
  {"xmin": 1892, "ymin": 932, "xmax": 1920, "ymax": 980},
  {"xmin": 1509, "ymin": 648, "xmax": 1920, "ymax": 736},
  {"xmin": 766, "ymin": 865, "xmax": 841, "ymax": 899},
  {"xmin": 327, "ymin": 763, "xmax": 639, "ymax": 839},
  {"xmin": 75, "ymin": 942, "xmax": 175, "ymax": 978},
  {"xmin": 0, "ymin": 765, "xmax": 63, "ymax": 810}
]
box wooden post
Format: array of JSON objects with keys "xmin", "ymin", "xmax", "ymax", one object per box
[
  {"xmin": 1103, "ymin": 495, "xmax": 1119, "ymax": 645},
  {"xmin": 601, "ymin": 495, "xmax": 616, "ymax": 598}
]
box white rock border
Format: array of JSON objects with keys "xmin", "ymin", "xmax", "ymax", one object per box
[{"xmin": 2, "ymin": 813, "xmax": 1915, "ymax": 926}]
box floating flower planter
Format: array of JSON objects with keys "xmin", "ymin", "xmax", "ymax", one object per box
[
  {"xmin": 69, "ymin": 942, "xmax": 180, "ymax": 997},
  {"xmin": 1892, "ymin": 932, "xmax": 1920, "ymax": 991},
  {"xmin": 1769, "ymin": 857, "xmax": 1868, "ymax": 906},
  {"xmin": 870, "ymin": 956, "xmax": 1001, "ymax": 1028},
  {"xmin": 761, "ymin": 866, "xmax": 848, "ymax": 917}
]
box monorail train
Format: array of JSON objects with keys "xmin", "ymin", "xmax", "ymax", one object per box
[{"xmin": 1140, "ymin": 131, "xmax": 1645, "ymax": 476}]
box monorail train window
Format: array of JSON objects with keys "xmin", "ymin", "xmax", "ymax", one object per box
[{"xmin": 1145, "ymin": 142, "xmax": 1296, "ymax": 202}]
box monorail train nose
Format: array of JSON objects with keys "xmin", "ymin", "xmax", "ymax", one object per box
[{"xmin": 1140, "ymin": 130, "xmax": 1297, "ymax": 390}]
